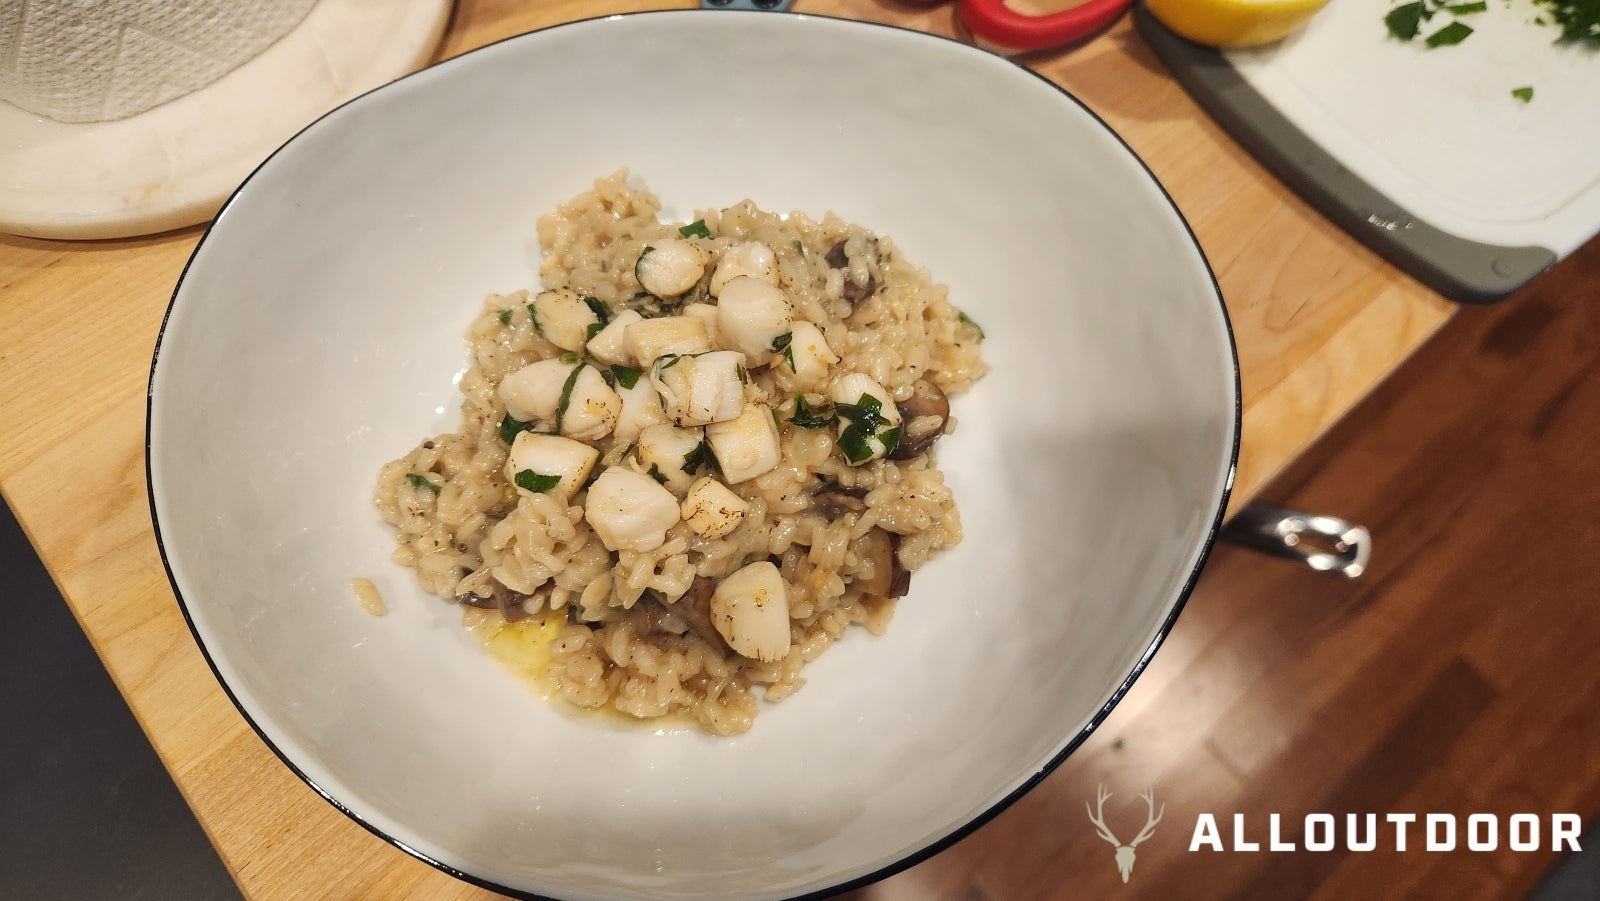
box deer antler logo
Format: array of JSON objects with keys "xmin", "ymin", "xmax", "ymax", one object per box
[{"xmin": 1086, "ymin": 785, "xmax": 1164, "ymax": 883}]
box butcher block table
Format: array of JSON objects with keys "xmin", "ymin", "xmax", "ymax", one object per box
[{"xmin": 0, "ymin": 1, "xmax": 1458, "ymax": 897}]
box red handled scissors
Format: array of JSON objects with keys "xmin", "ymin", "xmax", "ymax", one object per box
[
  {"xmin": 702, "ymin": 0, "xmax": 1135, "ymax": 54},
  {"xmin": 951, "ymin": 0, "xmax": 1136, "ymax": 53}
]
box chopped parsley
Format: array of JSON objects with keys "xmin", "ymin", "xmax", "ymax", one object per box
[
  {"xmin": 553, "ymin": 363, "xmax": 584, "ymax": 433},
  {"xmin": 835, "ymin": 393, "xmax": 898, "ymax": 463},
  {"xmin": 634, "ymin": 246, "xmax": 655, "ymax": 287},
  {"xmin": 736, "ymin": 363, "xmax": 749, "ymax": 385},
  {"xmin": 406, "ymin": 473, "xmax": 440, "ymax": 492},
  {"xmin": 1512, "ymin": 85, "xmax": 1534, "ymax": 101},
  {"xmin": 835, "ymin": 393, "xmax": 887, "ymax": 433},
  {"xmin": 646, "ymin": 463, "xmax": 669, "ymax": 484},
  {"xmin": 678, "ymin": 219, "xmax": 713, "ymax": 239},
  {"xmin": 559, "ymin": 351, "xmax": 582, "ymax": 365},
  {"xmin": 784, "ymin": 344, "xmax": 796, "ymax": 371},
  {"xmin": 1537, "ymin": 0, "xmax": 1600, "ymax": 44},
  {"xmin": 527, "ymin": 302, "xmax": 544, "ymax": 337},
  {"xmin": 838, "ymin": 425, "xmax": 875, "ymax": 464},
  {"xmin": 1426, "ymin": 20, "xmax": 1474, "ymax": 44},
  {"xmin": 1390, "ymin": 0, "xmax": 1593, "ymax": 47},
  {"xmin": 586, "ymin": 322, "xmax": 605, "ymax": 342},
  {"xmin": 681, "ymin": 441, "xmax": 707, "ymax": 476},
  {"xmin": 1385, "ymin": 1, "xmax": 1426, "ymax": 39},
  {"xmin": 498, "ymin": 309, "xmax": 513, "ymax": 326},
  {"xmin": 878, "ymin": 426, "xmax": 903, "ymax": 458},
  {"xmin": 514, "ymin": 470, "xmax": 561, "ymax": 493},
  {"xmin": 582, "ymin": 295, "xmax": 610, "ymax": 325},
  {"xmin": 792, "ymin": 239, "xmax": 805, "ymax": 255},
  {"xmin": 958, "ymin": 310, "xmax": 986, "ymax": 341},
  {"xmin": 770, "ymin": 332, "xmax": 793, "ymax": 353},
  {"xmin": 790, "ymin": 395, "xmax": 835, "ymax": 429},
  {"xmin": 611, "ymin": 365, "xmax": 643, "ymax": 389},
  {"xmin": 683, "ymin": 442, "xmax": 706, "ymax": 475},
  {"xmin": 499, "ymin": 413, "xmax": 534, "ymax": 445}
]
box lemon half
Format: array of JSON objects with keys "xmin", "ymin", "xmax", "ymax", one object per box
[{"xmin": 1146, "ymin": 0, "xmax": 1332, "ymax": 46}]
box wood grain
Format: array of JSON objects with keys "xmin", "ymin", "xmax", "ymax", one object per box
[
  {"xmin": 847, "ymin": 230, "xmax": 1600, "ymax": 901},
  {"xmin": 0, "ymin": 1, "xmax": 1469, "ymax": 897}
]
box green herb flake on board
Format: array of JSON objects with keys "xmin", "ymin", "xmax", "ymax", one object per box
[
  {"xmin": 514, "ymin": 470, "xmax": 562, "ymax": 493},
  {"xmin": 1426, "ymin": 20, "xmax": 1474, "ymax": 45},
  {"xmin": 1512, "ymin": 85, "xmax": 1534, "ymax": 101},
  {"xmin": 1386, "ymin": 1, "xmax": 1426, "ymax": 39},
  {"xmin": 1534, "ymin": 0, "xmax": 1600, "ymax": 44},
  {"xmin": 1444, "ymin": 1, "xmax": 1487, "ymax": 12}
]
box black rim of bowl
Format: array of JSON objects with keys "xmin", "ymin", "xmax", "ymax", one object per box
[{"xmin": 145, "ymin": 10, "xmax": 1242, "ymax": 900}]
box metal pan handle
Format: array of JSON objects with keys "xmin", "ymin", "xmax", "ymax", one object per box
[{"xmin": 1220, "ymin": 502, "xmax": 1372, "ymax": 579}]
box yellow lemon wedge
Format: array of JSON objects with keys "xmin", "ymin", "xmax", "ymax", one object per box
[{"xmin": 1146, "ymin": 0, "xmax": 1332, "ymax": 47}]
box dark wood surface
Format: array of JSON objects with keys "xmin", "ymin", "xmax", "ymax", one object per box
[{"xmin": 849, "ymin": 241, "xmax": 1600, "ymax": 900}]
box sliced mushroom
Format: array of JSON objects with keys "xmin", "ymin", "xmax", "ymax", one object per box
[
  {"xmin": 855, "ymin": 527, "xmax": 910, "ymax": 599},
  {"xmin": 812, "ymin": 476, "xmax": 868, "ymax": 520},
  {"xmin": 889, "ymin": 550, "xmax": 912, "ymax": 598},
  {"xmin": 455, "ymin": 581, "xmax": 535, "ymax": 623},
  {"xmin": 668, "ymin": 580, "xmax": 731, "ymax": 652},
  {"xmin": 633, "ymin": 594, "xmax": 691, "ymax": 638},
  {"xmin": 457, "ymin": 589, "xmax": 499, "ymax": 610},
  {"xmin": 825, "ymin": 237, "xmax": 877, "ymax": 305},
  {"xmin": 824, "ymin": 241, "xmax": 848, "ymax": 269},
  {"xmin": 888, "ymin": 380, "xmax": 951, "ymax": 460}
]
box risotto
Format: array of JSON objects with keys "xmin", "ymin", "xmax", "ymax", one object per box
[{"xmin": 375, "ymin": 172, "xmax": 987, "ymax": 735}]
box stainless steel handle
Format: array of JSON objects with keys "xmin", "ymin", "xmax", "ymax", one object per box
[
  {"xmin": 1220, "ymin": 502, "xmax": 1372, "ymax": 579},
  {"xmin": 700, "ymin": 0, "xmax": 797, "ymax": 9}
]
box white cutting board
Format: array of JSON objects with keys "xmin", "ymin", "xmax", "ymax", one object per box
[{"xmin": 1226, "ymin": 0, "xmax": 1600, "ymax": 256}]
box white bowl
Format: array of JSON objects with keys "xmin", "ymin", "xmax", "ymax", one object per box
[{"xmin": 148, "ymin": 11, "xmax": 1238, "ymax": 900}]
